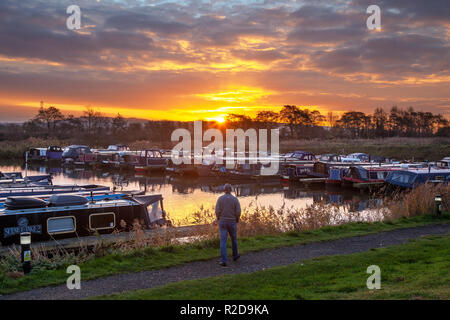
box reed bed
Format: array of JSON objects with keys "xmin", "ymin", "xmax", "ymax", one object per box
[
  {"xmin": 0, "ymin": 137, "xmax": 68, "ymax": 160},
  {"xmin": 0, "ymin": 184, "xmax": 448, "ymax": 275}
]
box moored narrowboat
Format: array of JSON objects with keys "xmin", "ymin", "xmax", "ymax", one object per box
[
  {"xmin": 281, "ymin": 151, "xmax": 316, "ymax": 164},
  {"xmin": 0, "ymin": 172, "xmax": 23, "ymax": 181},
  {"xmin": 385, "ymin": 168, "xmax": 450, "ymax": 189},
  {"xmin": 280, "ymin": 163, "xmax": 315, "ymax": 181},
  {"xmin": 342, "ymin": 165, "xmax": 404, "ymax": 189},
  {"xmin": 222, "ymin": 163, "xmax": 280, "ymax": 181},
  {"xmin": 62, "ymin": 145, "xmax": 97, "ymax": 166},
  {"xmin": 26, "ymin": 146, "xmax": 63, "ymax": 163},
  {"xmin": 0, "ymin": 193, "xmax": 169, "ymax": 245},
  {"xmin": 46, "ymin": 146, "xmax": 63, "ymax": 161},
  {"xmin": 135, "ymin": 149, "xmax": 168, "ymax": 173},
  {"xmin": 325, "ymin": 167, "xmax": 349, "ymax": 186}
]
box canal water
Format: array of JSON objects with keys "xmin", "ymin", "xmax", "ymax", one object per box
[{"xmin": 0, "ymin": 162, "xmax": 384, "ymax": 225}]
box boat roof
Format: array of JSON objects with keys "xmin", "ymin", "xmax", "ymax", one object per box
[
  {"xmin": 392, "ymin": 168, "xmax": 450, "ymax": 175},
  {"xmin": 66, "ymin": 145, "xmax": 89, "ymax": 148},
  {"xmin": 0, "ymin": 198, "xmax": 139, "ymax": 216},
  {"xmin": 347, "ymin": 153, "xmax": 368, "ymax": 157}
]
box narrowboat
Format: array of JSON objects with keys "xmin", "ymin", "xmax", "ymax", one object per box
[
  {"xmin": 94, "ymin": 145, "xmax": 134, "ymax": 169},
  {"xmin": 436, "ymin": 157, "xmax": 450, "ymax": 169},
  {"xmin": 342, "ymin": 165, "xmax": 406, "ymax": 189},
  {"xmin": 0, "ymin": 193, "xmax": 169, "ymax": 245},
  {"xmin": 26, "ymin": 146, "xmax": 63, "ymax": 163},
  {"xmin": 309, "ymin": 155, "xmax": 365, "ymax": 179},
  {"xmin": 326, "ymin": 167, "xmax": 350, "ymax": 186},
  {"xmin": 279, "ymin": 151, "xmax": 316, "ymax": 181},
  {"xmin": 346, "ymin": 153, "xmax": 370, "ymax": 162},
  {"xmin": 0, "ymin": 172, "xmax": 23, "ymax": 181},
  {"xmin": 281, "ymin": 151, "xmax": 316, "ymax": 163},
  {"xmin": 26, "ymin": 148, "xmax": 47, "ymax": 162},
  {"xmin": 96, "ymin": 152, "xmax": 122, "ymax": 169},
  {"xmin": 135, "ymin": 149, "xmax": 168, "ymax": 173},
  {"xmin": 165, "ymin": 150, "xmax": 198, "ymax": 175},
  {"xmin": 120, "ymin": 153, "xmax": 140, "ymax": 171},
  {"xmin": 46, "ymin": 146, "xmax": 63, "ymax": 162},
  {"xmin": 385, "ymin": 168, "xmax": 450, "ymax": 189},
  {"xmin": 62, "ymin": 145, "xmax": 97, "ymax": 166},
  {"xmin": 0, "ymin": 174, "xmax": 53, "ymax": 188},
  {"xmin": 221, "ymin": 163, "xmax": 280, "ymax": 181},
  {"xmin": 280, "ymin": 163, "xmax": 315, "ymax": 181}
]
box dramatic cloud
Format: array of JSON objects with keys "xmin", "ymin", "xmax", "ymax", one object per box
[{"xmin": 0, "ymin": 0, "xmax": 449, "ymax": 122}]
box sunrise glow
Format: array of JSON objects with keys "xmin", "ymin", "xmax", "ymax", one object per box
[{"xmin": 0, "ymin": 1, "xmax": 448, "ymax": 122}]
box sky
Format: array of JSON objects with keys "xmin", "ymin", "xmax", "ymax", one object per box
[{"xmin": 0, "ymin": 0, "xmax": 449, "ymax": 122}]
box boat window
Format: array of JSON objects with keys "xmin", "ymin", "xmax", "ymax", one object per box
[
  {"xmin": 358, "ymin": 168, "xmax": 368, "ymax": 180},
  {"xmin": 154, "ymin": 151, "xmax": 161, "ymax": 158},
  {"xmin": 89, "ymin": 212, "xmax": 116, "ymax": 231},
  {"xmin": 147, "ymin": 151, "xmax": 155, "ymax": 157},
  {"xmin": 47, "ymin": 216, "xmax": 76, "ymax": 235}
]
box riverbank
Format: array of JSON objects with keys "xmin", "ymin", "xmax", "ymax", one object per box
[
  {"xmin": 279, "ymin": 137, "xmax": 450, "ymax": 161},
  {"xmin": 1, "ymin": 213, "xmax": 448, "ymax": 296},
  {"xmin": 99, "ymin": 234, "xmax": 450, "ymax": 300},
  {"xmin": 1, "ymin": 137, "xmax": 449, "ymax": 161}
]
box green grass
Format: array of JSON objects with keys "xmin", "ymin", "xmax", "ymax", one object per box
[
  {"xmin": 0, "ymin": 213, "xmax": 448, "ymax": 295},
  {"xmin": 97, "ymin": 235, "xmax": 450, "ymax": 300}
]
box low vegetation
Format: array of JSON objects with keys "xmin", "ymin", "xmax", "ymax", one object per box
[
  {"xmin": 99, "ymin": 235, "xmax": 450, "ymax": 300},
  {"xmin": 0, "ymin": 183, "xmax": 448, "ymax": 294},
  {"xmin": 0, "ymin": 137, "xmax": 69, "ymax": 160}
]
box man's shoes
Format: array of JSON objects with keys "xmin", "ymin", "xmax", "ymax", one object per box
[
  {"xmin": 219, "ymin": 261, "xmax": 227, "ymax": 267},
  {"xmin": 233, "ymin": 255, "xmax": 241, "ymax": 261}
]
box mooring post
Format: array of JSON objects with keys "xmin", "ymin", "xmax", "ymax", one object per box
[
  {"xmin": 435, "ymin": 195, "xmax": 442, "ymax": 216},
  {"xmin": 20, "ymin": 232, "xmax": 32, "ymax": 275}
]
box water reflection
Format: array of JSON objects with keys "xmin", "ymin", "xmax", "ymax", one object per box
[{"xmin": 1, "ymin": 163, "xmax": 384, "ymax": 224}]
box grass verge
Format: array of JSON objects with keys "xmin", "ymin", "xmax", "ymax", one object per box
[
  {"xmin": 0, "ymin": 213, "xmax": 448, "ymax": 295},
  {"xmin": 97, "ymin": 235, "xmax": 450, "ymax": 300}
]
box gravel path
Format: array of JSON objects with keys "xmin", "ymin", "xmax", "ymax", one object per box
[{"xmin": 1, "ymin": 223, "xmax": 449, "ymax": 300}]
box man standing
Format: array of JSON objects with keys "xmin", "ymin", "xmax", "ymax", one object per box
[{"xmin": 215, "ymin": 183, "xmax": 241, "ymax": 266}]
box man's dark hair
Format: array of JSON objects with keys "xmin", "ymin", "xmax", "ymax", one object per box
[{"xmin": 224, "ymin": 183, "xmax": 232, "ymax": 193}]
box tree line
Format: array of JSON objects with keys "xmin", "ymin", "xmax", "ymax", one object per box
[
  {"xmin": 0, "ymin": 102, "xmax": 448, "ymax": 146},
  {"xmin": 227, "ymin": 105, "xmax": 449, "ymax": 139}
]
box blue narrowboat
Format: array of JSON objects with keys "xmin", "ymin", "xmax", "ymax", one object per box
[
  {"xmin": 385, "ymin": 168, "xmax": 450, "ymax": 188},
  {"xmin": 26, "ymin": 146, "xmax": 63, "ymax": 162}
]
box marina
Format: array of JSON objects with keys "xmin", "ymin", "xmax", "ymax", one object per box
[{"xmin": 1, "ymin": 149, "xmax": 448, "ymax": 248}]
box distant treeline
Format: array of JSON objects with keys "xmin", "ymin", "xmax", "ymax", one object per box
[{"xmin": 0, "ymin": 103, "xmax": 448, "ymax": 146}]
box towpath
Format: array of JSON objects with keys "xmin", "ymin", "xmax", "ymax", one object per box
[{"xmin": 1, "ymin": 223, "xmax": 449, "ymax": 300}]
